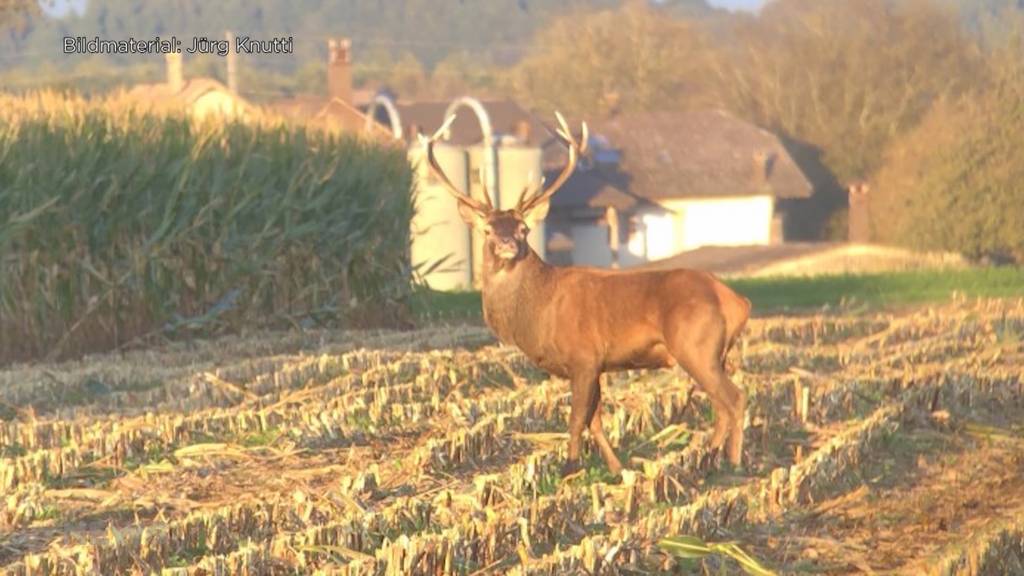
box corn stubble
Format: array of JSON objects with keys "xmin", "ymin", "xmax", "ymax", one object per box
[{"xmin": 1, "ymin": 296, "xmax": 1023, "ymax": 574}]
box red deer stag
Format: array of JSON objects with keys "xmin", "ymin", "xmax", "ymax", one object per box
[{"xmin": 420, "ymin": 113, "xmax": 751, "ymax": 477}]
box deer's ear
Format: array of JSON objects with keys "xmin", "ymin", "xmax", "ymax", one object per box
[
  {"xmin": 457, "ymin": 200, "xmax": 488, "ymax": 228},
  {"xmin": 521, "ymin": 199, "xmax": 551, "ymax": 229}
]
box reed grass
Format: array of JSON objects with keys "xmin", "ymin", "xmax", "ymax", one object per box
[{"xmin": 0, "ymin": 91, "xmax": 414, "ymax": 365}]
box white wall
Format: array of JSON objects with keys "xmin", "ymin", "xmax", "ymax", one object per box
[
  {"xmin": 641, "ymin": 212, "xmax": 677, "ymax": 261},
  {"xmin": 191, "ymin": 91, "xmax": 244, "ymax": 121},
  {"xmin": 566, "ymin": 195, "xmax": 776, "ymax": 268},
  {"xmin": 662, "ymin": 195, "xmax": 775, "ymax": 252}
]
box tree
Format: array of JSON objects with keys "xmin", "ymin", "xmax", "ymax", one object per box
[
  {"xmin": 388, "ymin": 52, "xmax": 429, "ymax": 100},
  {"xmin": 0, "ymin": 0, "xmax": 52, "ymax": 34},
  {"xmin": 430, "ymin": 51, "xmax": 501, "ymax": 100},
  {"xmin": 508, "ymin": 2, "xmax": 716, "ymax": 118},
  {"xmin": 0, "ymin": 0, "xmax": 618, "ymax": 89},
  {"xmin": 870, "ymin": 26, "xmax": 1024, "ymax": 261},
  {"xmin": 0, "ymin": 0, "xmax": 38, "ymax": 24},
  {"xmin": 712, "ymin": 0, "xmax": 982, "ymax": 183}
]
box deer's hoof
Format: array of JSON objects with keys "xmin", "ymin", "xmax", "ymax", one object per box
[
  {"xmin": 560, "ymin": 460, "xmax": 582, "ymax": 479},
  {"xmin": 725, "ymin": 454, "xmax": 746, "ymax": 475},
  {"xmin": 700, "ymin": 446, "xmax": 727, "ymax": 471}
]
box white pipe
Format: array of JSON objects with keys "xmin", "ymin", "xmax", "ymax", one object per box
[
  {"xmin": 443, "ymin": 97, "xmax": 497, "ymax": 208},
  {"xmin": 363, "ymin": 93, "xmax": 403, "ymax": 140}
]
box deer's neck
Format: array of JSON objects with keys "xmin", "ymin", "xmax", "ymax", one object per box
[{"xmin": 480, "ymin": 249, "xmax": 552, "ymax": 348}]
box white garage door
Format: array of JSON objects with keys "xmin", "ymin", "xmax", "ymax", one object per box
[{"xmin": 642, "ymin": 213, "xmax": 677, "ymax": 261}]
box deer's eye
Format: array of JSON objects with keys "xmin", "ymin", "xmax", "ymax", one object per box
[{"xmin": 517, "ymin": 224, "xmax": 528, "ymax": 236}]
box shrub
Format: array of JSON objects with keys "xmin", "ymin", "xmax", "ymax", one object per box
[{"xmin": 870, "ymin": 34, "xmax": 1024, "ymax": 262}]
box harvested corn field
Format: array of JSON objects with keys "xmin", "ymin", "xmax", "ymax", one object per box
[{"xmin": 1, "ymin": 299, "xmax": 1023, "ymax": 575}]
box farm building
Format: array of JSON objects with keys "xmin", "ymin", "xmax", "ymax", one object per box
[
  {"xmin": 362, "ymin": 97, "xmax": 825, "ymax": 287},
  {"xmin": 268, "ymin": 38, "xmax": 398, "ymax": 142},
  {"xmin": 266, "ymin": 37, "xmax": 825, "ymax": 286},
  {"xmin": 543, "ymin": 110, "xmax": 818, "ymax": 268},
  {"xmin": 120, "ymin": 53, "xmax": 249, "ymax": 121}
]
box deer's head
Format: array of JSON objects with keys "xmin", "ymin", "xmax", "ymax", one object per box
[{"xmin": 420, "ymin": 112, "xmax": 588, "ymax": 263}]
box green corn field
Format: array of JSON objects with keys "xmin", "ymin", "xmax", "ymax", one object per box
[{"xmin": 0, "ymin": 92, "xmax": 415, "ymax": 366}]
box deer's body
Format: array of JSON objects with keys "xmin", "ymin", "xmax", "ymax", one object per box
[
  {"xmin": 422, "ymin": 112, "xmax": 751, "ymax": 476},
  {"xmin": 482, "ymin": 250, "xmax": 749, "ymax": 377},
  {"xmin": 480, "ymin": 247, "xmax": 750, "ymax": 474}
]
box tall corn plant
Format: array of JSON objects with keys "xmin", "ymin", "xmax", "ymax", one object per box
[{"xmin": 0, "ymin": 92, "xmax": 414, "ymax": 365}]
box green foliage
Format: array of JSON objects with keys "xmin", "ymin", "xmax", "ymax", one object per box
[
  {"xmin": 0, "ymin": 95, "xmax": 414, "ymax": 365},
  {"xmin": 164, "ymin": 531, "xmax": 209, "ymax": 568},
  {"xmin": 870, "ymin": 26, "xmax": 1024, "ymax": 260},
  {"xmin": 237, "ymin": 428, "xmax": 283, "ymax": 448},
  {"xmin": 429, "ymin": 51, "xmax": 503, "ymax": 100},
  {"xmin": 731, "ymin": 268, "xmax": 1024, "ymax": 310},
  {"xmin": 413, "ymin": 268, "xmax": 1024, "ymax": 321},
  {"xmin": 387, "ymin": 53, "xmax": 430, "ymax": 100},
  {"xmin": 658, "ymin": 535, "xmax": 776, "ymax": 575}
]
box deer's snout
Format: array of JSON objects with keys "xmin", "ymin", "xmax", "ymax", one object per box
[{"xmin": 493, "ymin": 238, "xmax": 521, "ymax": 260}]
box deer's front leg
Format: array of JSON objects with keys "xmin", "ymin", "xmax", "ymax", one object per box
[
  {"xmin": 589, "ymin": 385, "xmax": 623, "ymax": 476},
  {"xmin": 562, "ymin": 370, "xmax": 599, "ymax": 478}
]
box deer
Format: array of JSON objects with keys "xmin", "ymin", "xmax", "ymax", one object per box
[{"xmin": 419, "ymin": 112, "xmax": 752, "ymax": 478}]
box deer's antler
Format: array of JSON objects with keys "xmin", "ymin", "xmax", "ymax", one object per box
[
  {"xmin": 517, "ymin": 111, "xmax": 589, "ymax": 214},
  {"xmin": 419, "ymin": 114, "xmax": 493, "ymax": 213}
]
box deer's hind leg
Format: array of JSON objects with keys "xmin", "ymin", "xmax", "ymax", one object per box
[
  {"xmin": 721, "ymin": 296, "xmax": 750, "ymax": 374},
  {"xmin": 682, "ymin": 362, "xmax": 746, "ymax": 466},
  {"xmin": 666, "ymin": 315, "xmax": 747, "ymax": 466}
]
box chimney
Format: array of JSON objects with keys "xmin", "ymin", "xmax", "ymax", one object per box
[
  {"xmin": 752, "ymin": 151, "xmax": 775, "ymax": 184},
  {"xmin": 327, "ymin": 38, "xmax": 353, "ymax": 104},
  {"xmin": 602, "ymin": 91, "xmax": 622, "ymax": 117},
  {"xmin": 165, "ymin": 52, "xmax": 184, "ymax": 93},
  {"xmin": 225, "ymin": 30, "xmax": 238, "ymax": 94},
  {"xmin": 514, "ymin": 120, "xmax": 531, "ymax": 143},
  {"xmin": 847, "ymin": 182, "xmax": 871, "ymax": 243}
]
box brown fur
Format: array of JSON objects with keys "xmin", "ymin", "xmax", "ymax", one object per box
[
  {"xmin": 475, "ymin": 212, "xmax": 750, "ymax": 476},
  {"xmin": 423, "ymin": 114, "xmax": 751, "ymax": 476}
]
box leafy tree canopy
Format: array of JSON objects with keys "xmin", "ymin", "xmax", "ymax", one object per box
[
  {"xmin": 870, "ymin": 27, "xmax": 1024, "ymax": 261},
  {"xmin": 506, "ymin": 2, "xmax": 716, "ymax": 118},
  {"xmin": 711, "ymin": 0, "xmax": 982, "ymax": 182}
]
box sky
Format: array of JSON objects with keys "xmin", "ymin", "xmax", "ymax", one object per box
[
  {"xmin": 41, "ymin": 0, "xmax": 86, "ymax": 17},
  {"xmin": 708, "ymin": 0, "xmax": 766, "ymax": 11}
]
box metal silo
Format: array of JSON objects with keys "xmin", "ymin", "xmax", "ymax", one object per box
[
  {"xmin": 408, "ymin": 143, "xmax": 472, "ymax": 291},
  {"xmin": 466, "ymin": 145, "xmax": 493, "ymax": 288},
  {"xmin": 497, "ymin": 143, "xmax": 546, "ymax": 260}
]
